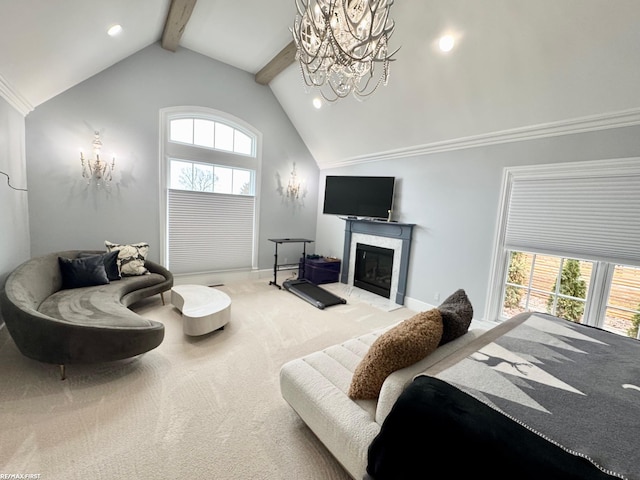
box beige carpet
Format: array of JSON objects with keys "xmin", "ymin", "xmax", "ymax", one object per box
[{"xmin": 0, "ymin": 278, "xmax": 415, "ymax": 479}]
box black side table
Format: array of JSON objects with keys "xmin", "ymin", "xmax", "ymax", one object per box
[{"xmin": 268, "ymin": 238, "xmax": 314, "ymax": 289}]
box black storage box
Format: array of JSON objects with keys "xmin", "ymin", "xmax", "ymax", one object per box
[{"xmin": 299, "ymin": 257, "xmax": 341, "ymax": 284}]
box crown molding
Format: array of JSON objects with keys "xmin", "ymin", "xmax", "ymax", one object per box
[
  {"xmin": 0, "ymin": 74, "xmax": 33, "ymax": 116},
  {"xmin": 323, "ymin": 107, "xmax": 640, "ymax": 169}
]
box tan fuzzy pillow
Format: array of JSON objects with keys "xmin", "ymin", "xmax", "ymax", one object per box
[{"xmin": 348, "ymin": 309, "xmax": 443, "ymax": 400}]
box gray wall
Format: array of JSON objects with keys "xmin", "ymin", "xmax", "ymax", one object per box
[
  {"xmin": 25, "ymin": 42, "xmax": 318, "ymax": 268},
  {"xmin": 315, "ymin": 125, "xmax": 640, "ymax": 321},
  {"xmin": 0, "ymin": 97, "xmax": 30, "ymax": 326}
]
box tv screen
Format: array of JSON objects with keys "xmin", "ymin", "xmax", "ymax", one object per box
[{"xmin": 323, "ymin": 176, "xmax": 395, "ymax": 219}]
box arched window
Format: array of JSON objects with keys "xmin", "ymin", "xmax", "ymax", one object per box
[
  {"xmin": 160, "ymin": 107, "xmax": 261, "ymax": 275},
  {"xmin": 168, "ymin": 116, "xmax": 255, "ymax": 157}
]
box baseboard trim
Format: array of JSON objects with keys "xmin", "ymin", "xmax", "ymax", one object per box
[
  {"xmin": 172, "ymin": 268, "xmax": 281, "ymax": 287},
  {"xmin": 403, "ymin": 296, "xmax": 436, "ymax": 312}
]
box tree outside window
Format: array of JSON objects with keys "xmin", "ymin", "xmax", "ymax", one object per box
[
  {"xmin": 546, "ymin": 259, "xmax": 587, "ymax": 323},
  {"xmin": 502, "ymin": 252, "xmax": 591, "ymax": 324},
  {"xmin": 504, "ymin": 251, "xmax": 526, "ymax": 309},
  {"xmin": 629, "ymin": 307, "xmax": 640, "ymax": 338},
  {"xmin": 178, "ymin": 165, "xmax": 216, "ymax": 192}
]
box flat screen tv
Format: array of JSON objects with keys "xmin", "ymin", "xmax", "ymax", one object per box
[{"xmin": 323, "ymin": 175, "xmax": 395, "ymax": 219}]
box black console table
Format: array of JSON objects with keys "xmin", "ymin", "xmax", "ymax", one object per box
[{"xmin": 268, "ymin": 238, "xmax": 314, "ymax": 289}]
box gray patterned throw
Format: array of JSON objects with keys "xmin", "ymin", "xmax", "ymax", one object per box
[{"xmin": 434, "ymin": 313, "xmax": 639, "ymax": 479}]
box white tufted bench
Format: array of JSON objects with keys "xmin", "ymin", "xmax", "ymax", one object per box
[
  {"xmin": 170, "ymin": 284, "xmax": 231, "ymax": 336},
  {"xmin": 279, "ymin": 326, "xmax": 487, "ymax": 479}
]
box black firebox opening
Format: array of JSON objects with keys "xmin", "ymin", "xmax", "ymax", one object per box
[{"xmin": 354, "ymin": 243, "xmax": 394, "ymax": 298}]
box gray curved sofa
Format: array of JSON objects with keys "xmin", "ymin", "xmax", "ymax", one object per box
[{"xmin": 0, "ymin": 250, "xmax": 173, "ymax": 378}]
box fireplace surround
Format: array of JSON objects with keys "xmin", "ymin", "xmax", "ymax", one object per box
[{"xmin": 341, "ymin": 219, "xmax": 415, "ymax": 305}]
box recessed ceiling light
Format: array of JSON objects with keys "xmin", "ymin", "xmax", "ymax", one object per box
[
  {"xmin": 107, "ymin": 24, "xmax": 123, "ymax": 37},
  {"xmin": 438, "ymin": 34, "xmax": 455, "ymax": 52},
  {"xmin": 313, "ymin": 97, "xmax": 322, "ymax": 109}
]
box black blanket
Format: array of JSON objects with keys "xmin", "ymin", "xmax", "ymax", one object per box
[{"xmin": 367, "ymin": 375, "xmax": 622, "ymax": 480}]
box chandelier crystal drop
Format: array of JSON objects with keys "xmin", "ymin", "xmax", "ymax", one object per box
[{"xmin": 292, "ymin": 0, "xmax": 399, "ymax": 102}]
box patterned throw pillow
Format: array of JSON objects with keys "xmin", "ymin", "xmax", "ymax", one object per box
[
  {"xmin": 105, "ymin": 241, "xmax": 149, "ymax": 276},
  {"xmin": 348, "ymin": 309, "xmax": 444, "ymax": 400}
]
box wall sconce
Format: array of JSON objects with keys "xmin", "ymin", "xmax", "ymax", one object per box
[
  {"xmin": 80, "ymin": 131, "xmax": 115, "ymax": 187},
  {"xmin": 287, "ymin": 162, "xmax": 302, "ymax": 200}
]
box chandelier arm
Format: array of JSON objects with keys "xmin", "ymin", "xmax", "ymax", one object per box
[
  {"xmin": 351, "ymin": 53, "xmax": 390, "ymax": 98},
  {"xmin": 294, "ymin": 13, "xmax": 334, "ymax": 71},
  {"xmin": 300, "ymin": 42, "xmax": 335, "ymax": 81},
  {"xmin": 299, "ymin": 24, "xmax": 328, "ymax": 62},
  {"xmin": 299, "ymin": 62, "xmax": 331, "ymax": 93},
  {"xmin": 346, "ymin": 0, "xmax": 393, "ymax": 43},
  {"xmin": 354, "ymin": 70, "xmax": 384, "ymax": 99},
  {"xmin": 340, "ymin": 7, "xmax": 394, "ymax": 61},
  {"xmin": 339, "ymin": 2, "xmax": 374, "ymax": 61},
  {"xmin": 345, "ymin": 0, "xmax": 375, "ymax": 44}
]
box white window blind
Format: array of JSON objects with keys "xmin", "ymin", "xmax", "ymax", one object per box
[
  {"xmin": 504, "ymin": 164, "xmax": 640, "ymax": 266},
  {"xmin": 168, "ymin": 189, "xmax": 255, "ymax": 274}
]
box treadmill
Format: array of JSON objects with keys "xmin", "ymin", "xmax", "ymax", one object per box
[{"xmin": 283, "ymin": 278, "xmax": 347, "ymax": 309}]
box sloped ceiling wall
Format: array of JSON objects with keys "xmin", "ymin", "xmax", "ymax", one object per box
[
  {"xmin": 270, "ymin": 0, "xmax": 640, "ymax": 168},
  {"xmin": 1, "ymin": 0, "xmax": 639, "ymax": 170},
  {"xmin": 0, "ymin": 0, "xmax": 168, "ymax": 109}
]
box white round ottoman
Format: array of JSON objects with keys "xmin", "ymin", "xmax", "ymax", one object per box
[{"xmin": 170, "ymin": 284, "xmax": 231, "ymax": 336}]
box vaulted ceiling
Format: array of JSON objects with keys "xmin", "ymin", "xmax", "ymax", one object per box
[{"xmin": 2, "ymin": 0, "xmax": 639, "ymax": 169}]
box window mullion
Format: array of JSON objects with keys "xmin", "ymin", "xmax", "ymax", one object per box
[
  {"xmin": 598, "ymin": 262, "xmax": 615, "ymax": 329},
  {"xmin": 583, "ymin": 261, "xmax": 612, "ymax": 328},
  {"xmin": 548, "ymin": 259, "xmax": 559, "ymax": 315},
  {"xmin": 524, "ymin": 254, "xmax": 537, "ymax": 311},
  {"xmin": 496, "ymin": 249, "xmax": 511, "ymax": 320}
]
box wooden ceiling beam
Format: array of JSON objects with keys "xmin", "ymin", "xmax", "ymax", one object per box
[
  {"xmin": 255, "ymin": 41, "xmax": 297, "ymax": 85},
  {"xmin": 162, "ymin": 0, "xmax": 198, "ymax": 52}
]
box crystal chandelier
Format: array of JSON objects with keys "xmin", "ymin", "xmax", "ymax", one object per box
[
  {"xmin": 292, "ymin": 0, "xmax": 399, "ymax": 102},
  {"xmin": 80, "ymin": 131, "xmax": 115, "ymax": 187}
]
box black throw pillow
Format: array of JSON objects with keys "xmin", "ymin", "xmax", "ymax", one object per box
[
  {"xmin": 58, "ymin": 255, "xmax": 110, "ymax": 289},
  {"xmin": 77, "ymin": 251, "xmax": 121, "ymax": 281}
]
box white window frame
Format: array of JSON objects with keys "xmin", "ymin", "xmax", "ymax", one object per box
[
  {"xmin": 159, "ymin": 106, "xmax": 262, "ymax": 272},
  {"xmin": 168, "ymin": 115, "xmax": 257, "ymax": 157},
  {"xmin": 501, "ymin": 251, "xmax": 597, "ymax": 323},
  {"xmin": 486, "ymin": 157, "xmax": 640, "ymax": 330},
  {"xmin": 169, "ymin": 158, "xmax": 255, "ymax": 195}
]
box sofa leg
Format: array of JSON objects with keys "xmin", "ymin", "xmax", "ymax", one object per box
[
  {"xmin": 59, "ymin": 364, "xmax": 66, "ymax": 381},
  {"xmin": 160, "ymin": 292, "xmax": 165, "ymax": 306}
]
